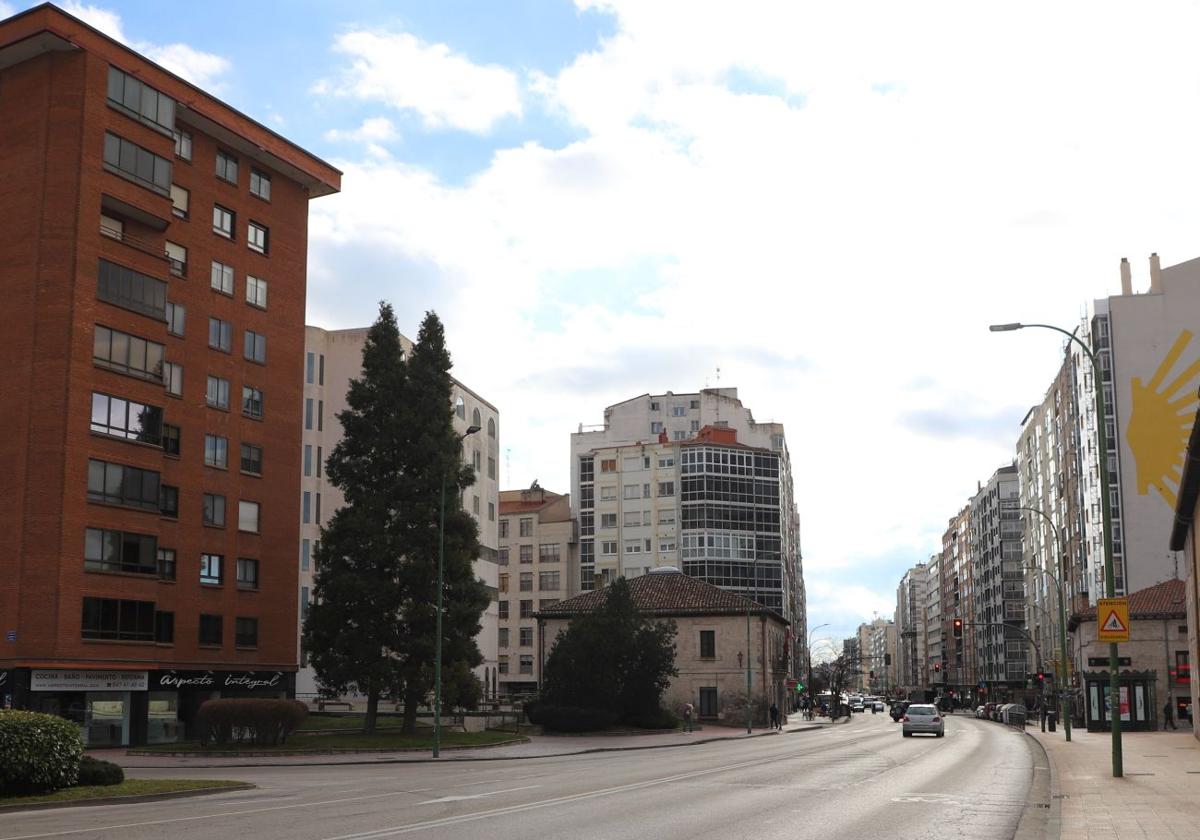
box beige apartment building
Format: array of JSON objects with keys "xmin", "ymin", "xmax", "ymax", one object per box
[
  {"xmin": 497, "ymin": 484, "xmax": 576, "ymax": 694},
  {"xmin": 297, "ymin": 326, "xmax": 500, "ymax": 698}
]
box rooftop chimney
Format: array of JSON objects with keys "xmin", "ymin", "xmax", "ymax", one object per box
[
  {"xmin": 1149, "ymin": 252, "xmax": 1162, "ymax": 293},
  {"xmin": 1119, "ymin": 257, "xmax": 1132, "ymax": 296}
]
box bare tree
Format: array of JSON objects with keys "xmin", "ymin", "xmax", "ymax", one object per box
[{"xmin": 813, "ymin": 650, "xmax": 862, "ymax": 718}]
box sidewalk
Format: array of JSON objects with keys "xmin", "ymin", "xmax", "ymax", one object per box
[
  {"xmin": 1028, "ymin": 723, "xmax": 1200, "ymax": 839},
  {"xmin": 104, "ymin": 718, "xmax": 827, "ymax": 769}
]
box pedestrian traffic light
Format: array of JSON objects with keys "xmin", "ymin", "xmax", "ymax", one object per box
[
  {"xmin": 795, "ymin": 681, "xmax": 805, "ymax": 692},
  {"xmin": 953, "ymin": 618, "xmax": 963, "ymax": 638}
]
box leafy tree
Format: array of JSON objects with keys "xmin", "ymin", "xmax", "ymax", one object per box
[
  {"xmin": 302, "ymin": 305, "xmax": 489, "ymax": 734},
  {"xmin": 541, "ymin": 578, "xmax": 678, "ymax": 725}
]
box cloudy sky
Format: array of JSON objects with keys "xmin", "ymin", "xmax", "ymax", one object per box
[{"xmin": 12, "ymin": 0, "xmax": 1200, "ymax": 651}]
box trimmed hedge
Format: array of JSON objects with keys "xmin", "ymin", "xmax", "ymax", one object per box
[
  {"xmin": 535, "ymin": 705, "xmax": 618, "ymax": 733},
  {"xmin": 627, "ymin": 706, "xmax": 678, "ymax": 730},
  {"xmin": 0, "ymin": 710, "xmax": 83, "ymax": 795},
  {"xmin": 198, "ymin": 699, "xmax": 309, "ymax": 746},
  {"xmin": 76, "ymin": 755, "xmax": 125, "ymax": 786}
]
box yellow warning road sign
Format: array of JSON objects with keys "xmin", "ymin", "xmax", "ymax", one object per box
[{"xmin": 1097, "ymin": 597, "xmax": 1130, "ymax": 642}]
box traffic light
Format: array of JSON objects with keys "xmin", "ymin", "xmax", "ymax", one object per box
[
  {"xmin": 1037, "ymin": 671, "xmax": 1045, "ymax": 685},
  {"xmin": 795, "ymin": 681, "xmax": 805, "ymax": 692},
  {"xmin": 953, "ymin": 618, "xmax": 963, "ymax": 638},
  {"xmin": 934, "ymin": 663, "xmax": 941, "ymax": 672},
  {"xmin": 869, "ymin": 670, "xmax": 875, "ymax": 680},
  {"xmin": 884, "ymin": 653, "xmax": 892, "ymax": 666}
]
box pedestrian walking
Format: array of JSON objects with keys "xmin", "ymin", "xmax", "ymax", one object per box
[
  {"xmin": 769, "ymin": 702, "xmax": 780, "ymax": 730},
  {"xmin": 682, "ymin": 701, "xmax": 694, "ymax": 733},
  {"xmin": 1163, "ymin": 701, "xmax": 1177, "ymax": 730}
]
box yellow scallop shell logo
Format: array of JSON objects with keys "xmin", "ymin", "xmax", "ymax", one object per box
[{"xmin": 1126, "ymin": 330, "xmax": 1200, "ymax": 508}]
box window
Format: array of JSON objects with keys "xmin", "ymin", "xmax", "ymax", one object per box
[
  {"xmin": 672, "ymin": 406, "xmax": 686, "ymax": 416},
  {"xmin": 455, "ymin": 396, "xmax": 465, "ymax": 419},
  {"xmin": 161, "ymin": 361, "xmax": 182, "ymax": 398},
  {"xmin": 601, "ymin": 540, "xmax": 617, "ymax": 555},
  {"xmin": 102, "ymin": 132, "xmax": 171, "ymax": 195},
  {"xmin": 301, "ymin": 539, "xmax": 311, "ymax": 571},
  {"xmin": 163, "ymin": 242, "xmax": 188, "ymax": 281},
  {"xmin": 317, "ymin": 400, "xmax": 323, "ymax": 430},
  {"xmin": 87, "ymin": 459, "xmax": 160, "ymax": 511},
  {"xmin": 210, "ymin": 260, "xmax": 234, "ymax": 294},
  {"xmin": 243, "ymin": 386, "xmax": 264, "ymax": 419},
  {"xmin": 155, "ymin": 610, "xmax": 174, "ymax": 644},
  {"xmin": 305, "ymin": 398, "xmax": 313, "ymax": 430},
  {"xmin": 658, "ymin": 455, "xmax": 674, "ymax": 468},
  {"xmin": 472, "ymin": 495, "xmax": 480, "ymax": 515},
  {"xmin": 672, "ymin": 431, "xmax": 686, "ymax": 441},
  {"xmin": 499, "ymin": 520, "xmax": 509, "ymax": 538},
  {"xmin": 250, "ymin": 168, "xmax": 271, "ymax": 200},
  {"xmin": 498, "ymin": 548, "xmax": 509, "ymax": 565},
  {"xmin": 488, "ymin": 456, "xmax": 496, "ymax": 480},
  {"xmin": 305, "ymin": 352, "xmax": 315, "ymax": 384},
  {"xmin": 93, "ymin": 325, "xmax": 165, "ymax": 382},
  {"xmin": 690, "ymin": 399, "xmax": 700, "ymax": 409},
  {"xmin": 488, "ymin": 502, "xmax": 495, "ymax": 521},
  {"xmin": 519, "ymin": 655, "xmax": 534, "ymax": 674},
  {"xmin": 520, "ymin": 545, "xmax": 533, "ymax": 564},
  {"xmin": 624, "ymin": 484, "xmax": 640, "ymax": 500},
  {"xmin": 316, "ymin": 446, "xmax": 323, "ymax": 477},
  {"xmin": 239, "ymin": 500, "xmax": 260, "ymax": 533},
  {"xmin": 173, "ymin": 129, "xmax": 192, "ymax": 160},
  {"xmin": 100, "ymin": 213, "xmax": 123, "ymax": 240},
  {"xmin": 208, "ymin": 317, "xmax": 232, "ymax": 352},
  {"xmin": 85, "ymin": 527, "xmax": 156, "ymax": 575},
  {"xmin": 213, "ymin": 204, "xmax": 235, "ymax": 239},
  {"xmin": 319, "ymin": 354, "xmax": 325, "ymax": 385},
  {"xmin": 304, "ymin": 444, "xmax": 313, "ymax": 477},
  {"xmin": 203, "ymin": 434, "xmax": 228, "ymax": 468},
  {"xmin": 498, "ymin": 573, "xmax": 509, "ymax": 593},
  {"xmin": 539, "ymin": 598, "xmax": 559, "ymax": 610},
  {"xmin": 650, "ymin": 401, "xmax": 661, "ymax": 411},
  {"xmin": 658, "ymin": 481, "xmax": 675, "ymax": 497},
  {"xmin": 600, "ymin": 513, "xmax": 617, "ymax": 528},
  {"xmin": 215, "ymin": 150, "xmax": 239, "ymax": 184},
  {"xmin": 200, "ymin": 553, "xmax": 223, "ymax": 585},
  {"xmin": 690, "ymin": 420, "xmax": 700, "ymax": 432},
  {"xmin": 600, "ymin": 485, "xmax": 617, "ymax": 501},
  {"xmin": 157, "ymin": 547, "xmax": 175, "ymax": 580},
  {"xmin": 159, "ymin": 484, "xmax": 178, "ymax": 517},
  {"xmin": 488, "ymin": 417, "xmax": 496, "ymax": 438},
  {"xmin": 699, "ymin": 687, "xmax": 718, "ymax": 717},
  {"xmin": 539, "ymin": 544, "xmax": 561, "ymax": 563},
  {"xmin": 97, "ymin": 258, "xmax": 166, "ymax": 320},
  {"xmin": 107, "ymin": 67, "xmax": 175, "ymax": 132},
  {"xmin": 315, "ymin": 492, "xmax": 322, "ymax": 522},
  {"xmin": 241, "ymin": 443, "xmax": 263, "ymax": 475},
  {"xmin": 623, "ymin": 511, "xmax": 644, "ymax": 527},
  {"xmin": 519, "ymin": 572, "xmax": 533, "ymax": 592},
  {"xmin": 206, "ymin": 376, "xmax": 230, "ymax": 409},
  {"xmin": 90, "ymin": 392, "xmax": 162, "ymax": 444},
  {"xmin": 700, "ymin": 630, "xmax": 716, "ymax": 658},
  {"xmin": 498, "ymin": 656, "xmax": 509, "ymax": 675},
  {"xmin": 624, "ymin": 540, "xmax": 642, "ymax": 555},
  {"xmin": 539, "ymin": 571, "xmax": 560, "ymax": 591},
  {"xmin": 246, "ymin": 275, "xmax": 267, "ymax": 308},
  {"xmin": 301, "ymin": 587, "xmax": 310, "ymax": 621},
  {"xmin": 166, "ymin": 301, "xmax": 185, "ymax": 336},
  {"xmin": 650, "ymin": 421, "xmax": 665, "ymax": 434},
  {"xmin": 499, "ymin": 628, "xmax": 510, "ymax": 648},
  {"xmin": 244, "ymin": 330, "xmax": 267, "ymax": 363},
  {"xmin": 161, "ymin": 424, "xmax": 180, "ymax": 456},
  {"xmin": 498, "ymin": 600, "xmax": 509, "ymax": 619},
  {"xmin": 520, "ymin": 600, "xmax": 533, "ymax": 619},
  {"xmin": 520, "ymin": 627, "xmax": 533, "ymax": 646},
  {"xmin": 236, "ymin": 617, "xmax": 258, "ymax": 648},
  {"xmin": 302, "ymin": 491, "xmax": 311, "ymax": 524},
  {"xmin": 235, "ymin": 556, "xmax": 259, "ymax": 590},
  {"xmin": 202, "ymin": 493, "xmax": 226, "ymax": 527},
  {"xmin": 170, "ymin": 184, "xmax": 189, "ymax": 219},
  {"xmin": 198, "ymin": 614, "xmax": 222, "ymax": 646},
  {"xmin": 519, "ymin": 518, "xmax": 533, "ymax": 537},
  {"xmin": 248, "ymin": 222, "xmax": 269, "ymax": 254},
  {"xmin": 600, "ymin": 459, "xmax": 617, "ymax": 472},
  {"xmin": 82, "ymin": 597, "xmax": 155, "ymax": 642}
]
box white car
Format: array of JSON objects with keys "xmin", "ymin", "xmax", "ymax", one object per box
[
  {"xmin": 901, "ymin": 703, "xmax": 945, "ymax": 737},
  {"xmin": 872, "ymin": 700, "xmax": 885, "ymax": 712}
]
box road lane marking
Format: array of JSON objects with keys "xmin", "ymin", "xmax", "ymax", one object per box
[{"xmin": 419, "ymin": 785, "xmax": 540, "ymax": 804}]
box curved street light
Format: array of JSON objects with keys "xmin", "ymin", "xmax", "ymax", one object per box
[{"xmin": 991, "ymin": 322, "xmax": 1119, "ymax": 773}]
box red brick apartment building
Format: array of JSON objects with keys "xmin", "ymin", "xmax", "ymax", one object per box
[{"xmin": 0, "ymin": 4, "xmax": 340, "ymax": 745}]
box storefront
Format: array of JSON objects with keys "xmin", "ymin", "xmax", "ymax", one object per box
[
  {"xmin": 3, "ymin": 667, "xmax": 294, "ymax": 746},
  {"xmin": 1082, "ymin": 670, "xmax": 1157, "ymax": 732}
]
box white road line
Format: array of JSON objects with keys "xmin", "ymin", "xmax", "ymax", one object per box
[
  {"xmin": 0, "ymin": 788, "xmax": 435, "ymax": 840},
  {"xmin": 322, "ymin": 755, "xmax": 790, "ymax": 840},
  {"xmin": 418, "ymin": 785, "xmax": 540, "ymax": 804}
]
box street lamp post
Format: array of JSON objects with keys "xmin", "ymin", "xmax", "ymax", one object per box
[
  {"xmin": 991, "ymin": 322, "xmax": 1120, "ymax": 775},
  {"xmin": 1018, "ymin": 505, "xmax": 1072, "ymax": 742},
  {"xmin": 433, "ymin": 423, "xmax": 481, "ymax": 759}
]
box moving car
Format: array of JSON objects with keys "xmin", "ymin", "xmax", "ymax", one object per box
[
  {"xmin": 901, "ymin": 704, "xmax": 945, "ymax": 737},
  {"xmin": 890, "ymin": 700, "xmax": 909, "ymax": 722},
  {"xmin": 872, "ymin": 699, "xmax": 885, "ymax": 712},
  {"xmin": 850, "ymin": 697, "xmax": 864, "ymax": 712}
]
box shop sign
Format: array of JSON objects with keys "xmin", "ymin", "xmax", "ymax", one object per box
[
  {"xmin": 30, "ymin": 670, "xmax": 148, "ymax": 691},
  {"xmin": 152, "ymin": 670, "xmax": 286, "ymax": 692}
]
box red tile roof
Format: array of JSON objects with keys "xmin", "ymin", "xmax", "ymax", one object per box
[
  {"xmin": 536, "ymin": 569, "xmax": 787, "ymax": 623},
  {"xmin": 1074, "ymin": 578, "xmax": 1187, "ymax": 621}
]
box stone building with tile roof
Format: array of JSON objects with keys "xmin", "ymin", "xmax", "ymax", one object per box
[{"xmin": 536, "ymin": 568, "xmax": 790, "ymax": 724}]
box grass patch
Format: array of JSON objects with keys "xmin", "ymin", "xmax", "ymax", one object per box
[
  {"xmin": 297, "ymin": 714, "xmax": 416, "ymax": 732},
  {"xmin": 131, "ymin": 729, "xmax": 525, "ymax": 754},
  {"xmin": 0, "ymin": 779, "xmax": 244, "ymax": 807}
]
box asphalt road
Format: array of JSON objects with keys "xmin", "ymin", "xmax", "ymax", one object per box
[{"xmin": 0, "ymin": 713, "xmax": 1045, "ymax": 840}]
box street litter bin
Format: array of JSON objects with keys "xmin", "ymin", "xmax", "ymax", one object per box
[{"xmin": 1047, "ymin": 711, "xmax": 1057, "ymax": 732}]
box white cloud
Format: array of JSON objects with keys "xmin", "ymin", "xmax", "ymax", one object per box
[
  {"xmin": 320, "ymin": 30, "xmax": 521, "ymax": 133},
  {"xmin": 325, "ymin": 116, "xmax": 399, "ymax": 145},
  {"xmin": 308, "ymin": 0, "xmax": 1200, "ymax": 644},
  {"xmin": 61, "ymin": 1, "xmax": 230, "ymax": 90}
]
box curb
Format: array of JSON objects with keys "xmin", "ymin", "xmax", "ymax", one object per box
[
  {"xmin": 0, "ymin": 783, "xmax": 255, "ymax": 814},
  {"xmin": 1015, "ymin": 729, "xmax": 1061, "ymax": 840},
  {"xmin": 126, "ymin": 737, "xmax": 529, "ymax": 758},
  {"xmin": 120, "ymin": 726, "xmax": 824, "ymax": 769}
]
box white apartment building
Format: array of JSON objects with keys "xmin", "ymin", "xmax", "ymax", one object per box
[
  {"xmin": 497, "ymin": 484, "xmax": 575, "ymax": 695},
  {"xmin": 570, "ymin": 388, "xmax": 805, "ymax": 664},
  {"xmin": 297, "ymin": 326, "xmax": 500, "ymax": 698},
  {"xmin": 926, "ymin": 555, "xmax": 944, "ymax": 691},
  {"xmin": 895, "ymin": 564, "xmax": 929, "ymax": 693},
  {"xmin": 970, "ymin": 465, "xmax": 1027, "ymax": 691}
]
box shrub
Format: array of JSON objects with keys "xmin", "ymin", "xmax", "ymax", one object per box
[
  {"xmin": 523, "ymin": 700, "xmax": 542, "ymax": 725},
  {"xmin": 0, "ymin": 710, "xmax": 83, "ymax": 795},
  {"xmin": 198, "ymin": 699, "xmax": 309, "ymax": 746},
  {"xmin": 626, "ymin": 706, "xmax": 678, "ymax": 730},
  {"xmin": 535, "ymin": 705, "xmax": 618, "ymax": 733},
  {"xmin": 76, "ymin": 755, "xmax": 125, "ymax": 786}
]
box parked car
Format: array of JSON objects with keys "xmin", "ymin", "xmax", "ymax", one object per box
[
  {"xmin": 901, "ymin": 703, "xmax": 945, "ymax": 737},
  {"xmin": 975, "ymin": 705, "xmax": 986, "ymax": 718}
]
